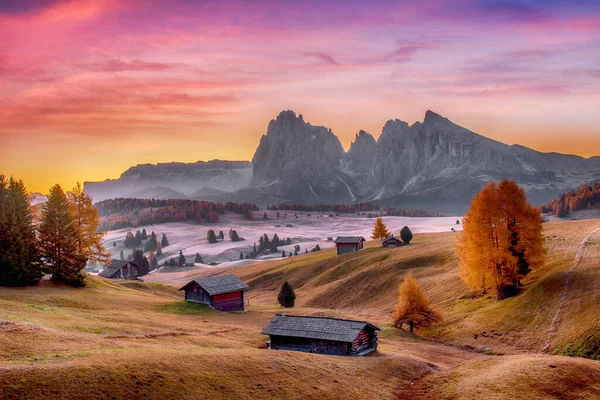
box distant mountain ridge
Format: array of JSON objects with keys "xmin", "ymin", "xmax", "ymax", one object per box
[
  {"xmin": 247, "ymin": 110, "xmax": 600, "ymax": 212},
  {"xmin": 84, "ymin": 160, "xmax": 252, "ymax": 202},
  {"xmin": 85, "ymin": 111, "xmax": 600, "ymax": 212}
]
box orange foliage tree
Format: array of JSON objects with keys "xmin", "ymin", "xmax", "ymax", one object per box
[
  {"xmin": 456, "ymin": 180, "xmax": 545, "ymax": 299},
  {"xmin": 392, "ymin": 273, "xmax": 442, "ymax": 334},
  {"xmin": 371, "ymin": 217, "xmax": 390, "ymax": 241}
]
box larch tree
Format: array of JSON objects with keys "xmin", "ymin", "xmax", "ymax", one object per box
[
  {"xmin": 371, "ymin": 217, "xmax": 391, "ymax": 241},
  {"xmin": 392, "ymin": 273, "xmax": 442, "ymax": 334},
  {"xmin": 456, "ymin": 180, "xmax": 545, "ymax": 299},
  {"xmin": 68, "ymin": 182, "xmax": 109, "ymax": 265},
  {"xmin": 39, "ymin": 184, "xmax": 86, "ymax": 286},
  {"xmin": 0, "ymin": 176, "xmax": 44, "ymax": 287}
]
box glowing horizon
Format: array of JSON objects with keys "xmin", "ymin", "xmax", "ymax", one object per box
[{"xmin": 2, "ymin": 0, "xmax": 599, "ymax": 193}]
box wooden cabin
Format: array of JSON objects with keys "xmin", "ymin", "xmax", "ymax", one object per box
[
  {"xmin": 382, "ymin": 235, "xmax": 404, "ymax": 248},
  {"xmin": 334, "ymin": 236, "xmax": 365, "ymax": 255},
  {"xmin": 99, "ymin": 260, "xmax": 139, "ymax": 280},
  {"xmin": 179, "ymin": 274, "xmax": 250, "ymax": 312},
  {"xmin": 262, "ymin": 314, "xmax": 380, "ymax": 356}
]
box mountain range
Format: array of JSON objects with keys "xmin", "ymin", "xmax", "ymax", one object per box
[{"xmin": 84, "ymin": 110, "xmax": 600, "ymax": 213}]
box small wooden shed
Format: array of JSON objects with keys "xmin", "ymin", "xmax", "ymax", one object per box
[
  {"xmin": 382, "ymin": 234, "xmax": 404, "ymax": 248},
  {"xmin": 99, "ymin": 260, "xmax": 139, "ymax": 280},
  {"xmin": 334, "ymin": 236, "xmax": 365, "ymax": 255},
  {"xmin": 262, "ymin": 314, "xmax": 380, "ymax": 356},
  {"xmin": 179, "ymin": 274, "xmax": 250, "ymax": 312}
]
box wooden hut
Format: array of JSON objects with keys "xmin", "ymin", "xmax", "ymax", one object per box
[
  {"xmin": 99, "ymin": 260, "xmax": 139, "ymax": 280},
  {"xmin": 179, "ymin": 274, "xmax": 250, "ymax": 312},
  {"xmin": 382, "ymin": 234, "xmax": 404, "ymax": 248},
  {"xmin": 334, "ymin": 236, "xmax": 365, "ymax": 255},
  {"xmin": 262, "ymin": 314, "xmax": 380, "ymax": 356}
]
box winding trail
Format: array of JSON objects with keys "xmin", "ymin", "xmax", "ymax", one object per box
[{"xmin": 542, "ymin": 226, "xmax": 600, "ymax": 352}]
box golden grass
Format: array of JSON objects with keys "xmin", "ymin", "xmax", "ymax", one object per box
[{"xmin": 2, "ymin": 219, "xmax": 600, "ymax": 398}]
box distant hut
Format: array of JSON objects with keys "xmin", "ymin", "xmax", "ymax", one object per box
[
  {"xmin": 334, "ymin": 236, "xmax": 365, "ymax": 255},
  {"xmin": 99, "ymin": 260, "xmax": 139, "ymax": 280},
  {"xmin": 262, "ymin": 314, "xmax": 380, "ymax": 356},
  {"xmin": 382, "ymin": 234, "xmax": 404, "ymax": 248},
  {"xmin": 179, "ymin": 274, "xmax": 250, "ymax": 312}
]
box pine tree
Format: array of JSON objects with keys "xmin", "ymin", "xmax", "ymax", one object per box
[
  {"xmin": 263, "ymin": 212, "xmax": 268, "ymax": 220},
  {"xmin": 231, "ymin": 230, "xmax": 240, "ymax": 241},
  {"xmin": 161, "ymin": 234, "xmax": 169, "ymax": 248},
  {"xmin": 124, "ymin": 231, "xmax": 135, "ymax": 248},
  {"xmin": 281, "ymin": 250, "xmax": 286, "ymax": 258},
  {"xmin": 0, "ymin": 176, "xmax": 44, "ymax": 287},
  {"xmin": 392, "ymin": 274, "xmax": 442, "ymax": 334},
  {"xmin": 144, "ymin": 231, "xmax": 158, "ymax": 252},
  {"xmin": 240, "ymin": 252, "xmax": 244, "ymax": 260},
  {"xmin": 194, "ymin": 253, "xmax": 203, "ymax": 263},
  {"xmin": 178, "ymin": 250, "xmax": 186, "ymax": 267},
  {"xmin": 218, "ymin": 230, "xmax": 224, "ymax": 240},
  {"xmin": 119, "ymin": 250, "xmax": 125, "ymax": 260},
  {"xmin": 456, "ymin": 180, "xmax": 546, "ymax": 299},
  {"xmin": 142, "ymin": 256, "xmax": 150, "ymax": 275},
  {"xmin": 39, "ymin": 185, "xmax": 86, "ymax": 286},
  {"xmin": 169, "ymin": 258, "xmax": 176, "ymax": 267},
  {"xmin": 151, "ymin": 256, "xmax": 158, "ymax": 271},
  {"xmin": 277, "ymin": 281, "xmax": 296, "ymax": 308},
  {"xmin": 207, "ymin": 230, "xmax": 217, "ymax": 243},
  {"xmin": 141, "ymin": 229, "xmax": 147, "ymax": 240},
  {"xmin": 371, "ymin": 217, "xmax": 390, "ymax": 241},
  {"xmin": 400, "ymin": 226, "xmax": 413, "ymax": 245},
  {"xmin": 68, "ymin": 182, "xmax": 109, "ymax": 264}
]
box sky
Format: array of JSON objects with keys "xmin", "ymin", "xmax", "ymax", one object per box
[{"xmin": 1, "ymin": 0, "xmax": 599, "ymax": 193}]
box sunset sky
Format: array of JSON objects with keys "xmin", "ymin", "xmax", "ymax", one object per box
[{"xmin": 1, "ymin": 0, "xmax": 599, "ymax": 193}]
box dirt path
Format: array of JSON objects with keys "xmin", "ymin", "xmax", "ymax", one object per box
[{"xmin": 542, "ymin": 226, "xmax": 600, "ymax": 352}]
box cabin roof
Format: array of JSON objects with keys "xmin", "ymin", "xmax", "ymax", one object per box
[
  {"xmin": 99, "ymin": 260, "xmax": 138, "ymax": 278},
  {"xmin": 261, "ymin": 314, "xmax": 380, "ymax": 343},
  {"xmin": 383, "ymin": 235, "xmax": 402, "ymax": 242},
  {"xmin": 179, "ymin": 274, "xmax": 249, "ymax": 295},
  {"xmin": 333, "ymin": 236, "xmax": 365, "ymax": 244}
]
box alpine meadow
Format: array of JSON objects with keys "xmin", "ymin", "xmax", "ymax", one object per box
[{"xmin": 2, "ymin": 1, "xmax": 600, "ymax": 399}]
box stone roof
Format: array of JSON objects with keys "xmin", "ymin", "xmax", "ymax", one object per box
[
  {"xmin": 261, "ymin": 314, "xmax": 379, "ymax": 343},
  {"xmin": 179, "ymin": 274, "xmax": 250, "ymax": 296},
  {"xmin": 333, "ymin": 236, "xmax": 365, "ymax": 244}
]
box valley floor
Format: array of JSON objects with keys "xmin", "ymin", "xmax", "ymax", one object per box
[{"xmin": 2, "ymin": 219, "xmax": 600, "ymax": 399}]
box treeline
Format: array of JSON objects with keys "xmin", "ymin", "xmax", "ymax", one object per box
[
  {"xmin": 537, "ymin": 183, "xmax": 600, "ymax": 217},
  {"xmin": 385, "ymin": 208, "xmax": 445, "ymax": 217},
  {"xmin": 270, "ymin": 202, "xmax": 380, "ymax": 213},
  {"xmin": 96, "ymin": 198, "xmax": 259, "ymax": 231},
  {"xmin": 1, "ymin": 177, "xmax": 108, "ymax": 288}
]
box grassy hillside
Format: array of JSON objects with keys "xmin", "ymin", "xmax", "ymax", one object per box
[
  {"xmin": 147, "ymin": 219, "xmax": 600, "ymax": 356},
  {"xmin": 2, "ymin": 219, "xmax": 600, "ymax": 398}
]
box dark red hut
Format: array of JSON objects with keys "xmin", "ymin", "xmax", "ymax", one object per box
[{"xmin": 179, "ymin": 274, "xmax": 250, "ymax": 312}]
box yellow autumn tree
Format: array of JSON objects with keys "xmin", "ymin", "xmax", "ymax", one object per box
[
  {"xmin": 68, "ymin": 182, "xmax": 110, "ymax": 265},
  {"xmin": 371, "ymin": 217, "xmax": 390, "ymax": 241},
  {"xmin": 392, "ymin": 273, "xmax": 442, "ymax": 334},
  {"xmin": 456, "ymin": 180, "xmax": 545, "ymax": 299}
]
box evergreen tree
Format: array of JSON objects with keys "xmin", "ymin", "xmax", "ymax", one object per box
[
  {"xmin": 161, "ymin": 234, "xmax": 169, "ymax": 248},
  {"xmin": 240, "ymin": 252, "xmax": 244, "ymax": 260},
  {"xmin": 281, "ymin": 250, "xmax": 286, "ymax": 258},
  {"xmin": 218, "ymin": 230, "xmax": 224, "ymax": 240},
  {"xmin": 113, "ymin": 242, "xmax": 116, "ymax": 247},
  {"xmin": 124, "ymin": 231, "xmax": 135, "ymax": 248},
  {"xmin": 194, "ymin": 253, "xmax": 204, "ymax": 263},
  {"xmin": 0, "ymin": 176, "xmax": 44, "ymax": 287},
  {"xmin": 134, "ymin": 230, "xmax": 142, "ymax": 247},
  {"xmin": 144, "ymin": 231, "xmax": 158, "ymax": 252},
  {"xmin": 141, "ymin": 228, "xmax": 147, "ymax": 240},
  {"xmin": 142, "ymin": 256, "xmax": 150, "ymax": 275},
  {"xmin": 263, "ymin": 212, "xmax": 268, "ymax": 220},
  {"xmin": 277, "ymin": 281, "xmax": 296, "ymax": 308},
  {"xmin": 207, "ymin": 229, "xmax": 217, "ymax": 243},
  {"xmin": 68, "ymin": 182, "xmax": 109, "ymax": 264},
  {"xmin": 119, "ymin": 250, "xmax": 124, "ymax": 260},
  {"xmin": 400, "ymin": 226, "xmax": 413, "ymax": 245},
  {"xmin": 169, "ymin": 258, "xmax": 176, "ymax": 267},
  {"xmin": 231, "ymin": 230, "xmax": 240, "ymax": 241},
  {"xmin": 273, "ymin": 234, "xmax": 280, "ymax": 246},
  {"xmin": 178, "ymin": 250, "xmax": 186, "ymax": 267},
  {"xmin": 151, "ymin": 256, "xmax": 158, "ymax": 271},
  {"xmin": 38, "ymin": 184, "xmax": 86, "ymax": 286},
  {"xmin": 132, "ymin": 249, "xmax": 148, "ymax": 276}
]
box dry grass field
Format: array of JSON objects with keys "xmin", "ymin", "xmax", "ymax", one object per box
[{"xmin": 1, "ymin": 219, "xmax": 600, "ymax": 399}]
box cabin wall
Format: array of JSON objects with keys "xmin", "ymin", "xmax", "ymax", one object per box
[
  {"xmin": 269, "ymin": 336, "xmax": 348, "ymax": 356},
  {"xmin": 336, "ymin": 243, "xmax": 359, "ymax": 255},
  {"xmin": 211, "ymin": 290, "xmax": 244, "ymax": 312},
  {"xmin": 350, "ymin": 328, "xmax": 378, "ymax": 356},
  {"xmin": 184, "ymin": 283, "xmax": 211, "ymax": 305}
]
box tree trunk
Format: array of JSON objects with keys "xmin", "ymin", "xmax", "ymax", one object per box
[{"xmin": 409, "ymin": 320, "xmax": 414, "ymax": 334}]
